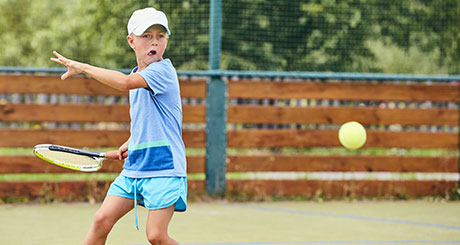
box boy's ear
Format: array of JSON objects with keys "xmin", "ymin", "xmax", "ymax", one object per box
[{"xmin": 127, "ymin": 35, "xmax": 135, "ymax": 50}]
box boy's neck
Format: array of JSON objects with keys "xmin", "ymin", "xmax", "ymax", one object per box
[
  {"xmin": 137, "ymin": 58, "xmax": 164, "ymax": 72},
  {"xmin": 137, "ymin": 58, "xmax": 163, "ymax": 72}
]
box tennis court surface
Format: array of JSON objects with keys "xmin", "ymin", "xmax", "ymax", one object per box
[{"xmin": 1, "ymin": 200, "xmax": 459, "ymax": 244}]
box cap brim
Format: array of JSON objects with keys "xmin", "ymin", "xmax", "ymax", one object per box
[{"xmin": 132, "ymin": 22, "xmax": 171, "ymax": 36}]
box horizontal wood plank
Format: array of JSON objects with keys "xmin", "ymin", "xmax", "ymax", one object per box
[
  {"xmin": 2, "ymin": 103, "xmax": 456, "ymax": 126},
  {"xmin": 0, "ymin": 180, "xmax": 112, "ymax": 202},
  {"xmin": 0, "ymin": 75, "xmax": 206, "ymax": 97},
  {"xmin": 227, "ymin": 129, "xmax": 458, "ymax": 149},
  {"xmin": 228, "ymin": 80, "xmax": 459, "ymax": 102},
  {"xmin": 0, "ymin": 129, "xmax": 129, "ymax": 148},
  {"xmin": 0, "ymin": 129, "xmax": 205, "ymax": 148},
  {"xmin": 0, "ymin": 75, "xmax": 127, "ymax": 96},
  {"xmin": 0, "ymin": 155, "xmax": 205, "ymax": 173},
  {"xmin": 228, "ymin": 106, "xmax": 457, "ymax": 126},
  {"xmin": 226, "ymin": 155, "xmax": 458, "ymax": 173},
  {"xmin": 226, "ymin": 180, "xmax": 457, "ymax": 197},
  {"xmin": 180, "ymin": 80, "xmax": 206, "ymax": 98},
  {"xmin": 0, "ymin": 104, "xmax": 205, "ymax": 123},
  {"xmin": 182, "ymin": 105, "xmax": 206, "ymax": 123},
  {"xmin": 3, "ymin": 75, "xmax": 457, "ymax": 102},
  {"xmin": 0, "ymin": 180, "xmax": 455, "ymax": 201},
  {"xmin": 0, "ymin": 104, "xmax": 129, "ymax": 123},
  {"xmin": 1, "ymin": 155, "xmax": 455, "ymax": 174},
  {"xmin": 2, "ymin": 103, "xmax": 455, "ymax": 126},
  {"xmin": 0, "ymin": 180, "xmax": 204, "ymax": 202},
  {"xmin": 0, "ymin": 129, "xmax": 455, "ymax": 149}
]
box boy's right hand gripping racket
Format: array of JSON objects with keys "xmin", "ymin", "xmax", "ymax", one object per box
[{"xmin": 33, "ymin": 144, "xmax": 126, "ymax": 172}]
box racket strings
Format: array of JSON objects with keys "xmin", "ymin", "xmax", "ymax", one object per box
[{"xmin": 36, "ymin": 149, "xmax": 100, "ymax": 167}]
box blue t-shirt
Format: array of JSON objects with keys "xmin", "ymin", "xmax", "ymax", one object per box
[{"xmin": 120, "ymin": 59, "xmax": 187, "ymax": 178}]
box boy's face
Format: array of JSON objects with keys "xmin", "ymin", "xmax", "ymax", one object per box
[{"xmin": 127, "ymin": 25, "xmax": 169, "ymax": 70}]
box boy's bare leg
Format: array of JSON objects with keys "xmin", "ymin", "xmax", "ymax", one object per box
[
  {"xmin": 146, "ymin": 205, "xmax": 179, "ymax": 245},
  {"xmin": 83, "ymin": 195, "xmax": 134, "ymax": 245}
]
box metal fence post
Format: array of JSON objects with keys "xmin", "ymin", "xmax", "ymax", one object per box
[
  {"xmin": 458, "ymin": 80, "xmax": 460, "ymax": 194},
  {"xmin": 206, "ymin": 0, "xmax": 227, "ymax": 196}
]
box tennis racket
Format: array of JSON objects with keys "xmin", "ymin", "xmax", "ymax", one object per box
[{"xmin": 33, "ymin": 144, "xmax": 125, "ymax": 172}]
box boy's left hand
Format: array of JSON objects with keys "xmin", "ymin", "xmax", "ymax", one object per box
[
  {"xmin": 50, "ymin": 51, "xmax": 86, "ymax": 80},
  {"xmin": 105, "ymin": 150, "xmax": 128, "ymax": 160}
]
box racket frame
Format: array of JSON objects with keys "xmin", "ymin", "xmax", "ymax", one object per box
[{"xmin": 33, "ymin": 144, "xmax": 105, "ymax": 172}]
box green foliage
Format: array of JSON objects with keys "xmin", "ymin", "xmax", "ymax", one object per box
[
  {"xmin": 365, "ymin": 0, "xmax": 460, "ymax": 74},
  {"xmin": 0, "ymin": 0, "xmax": 458, "ymax": 73}
]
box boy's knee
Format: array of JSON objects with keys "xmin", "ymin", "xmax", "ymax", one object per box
[
  {"xmin": 93, "ymin": 211, "xmax": 114, "ymax": 228},
  {"xmin": 146, "ymin": 231, "xmax": 167, "ymax": 245}
]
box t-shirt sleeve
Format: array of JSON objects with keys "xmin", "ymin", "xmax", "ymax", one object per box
[{"xmin": 137, "ymin": 62, "xmax": 171, "ymax": 95}]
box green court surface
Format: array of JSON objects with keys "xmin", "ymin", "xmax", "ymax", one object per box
[{"xmin": 1, "ymin": 201, "xmax": 459, "ymax": 245}]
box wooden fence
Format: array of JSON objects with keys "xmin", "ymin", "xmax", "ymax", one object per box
[{"xmin": 0, "ymin": 74, "xmax": 458, "ymax": 201}]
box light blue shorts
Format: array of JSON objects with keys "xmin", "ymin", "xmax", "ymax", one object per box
[{"xmin": 107, "ymin": 175, "xmax": 187, "ymax": 212}]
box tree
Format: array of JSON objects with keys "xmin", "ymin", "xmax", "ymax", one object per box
[{"xmin": 0, "ymin": 0, "xmax": 458, "ymax": 74}]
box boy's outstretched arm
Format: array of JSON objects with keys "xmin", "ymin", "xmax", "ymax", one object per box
[{"xmin": 50, "ymin": 51, "xmax": 147, "ymax": 90}]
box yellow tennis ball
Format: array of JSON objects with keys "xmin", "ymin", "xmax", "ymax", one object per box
[{"xmin": 338, "ymin": 121, "xmax": 367, "ymax": 150}]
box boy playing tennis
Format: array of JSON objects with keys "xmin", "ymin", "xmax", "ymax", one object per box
[{"xmin": 51, "ymin": 7, "xmax": 186, "ymax": 245}]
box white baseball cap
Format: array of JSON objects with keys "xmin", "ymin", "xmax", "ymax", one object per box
[{"xmin": 127, "ymin": 7, "xmax": 171, "ymax": 36}]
